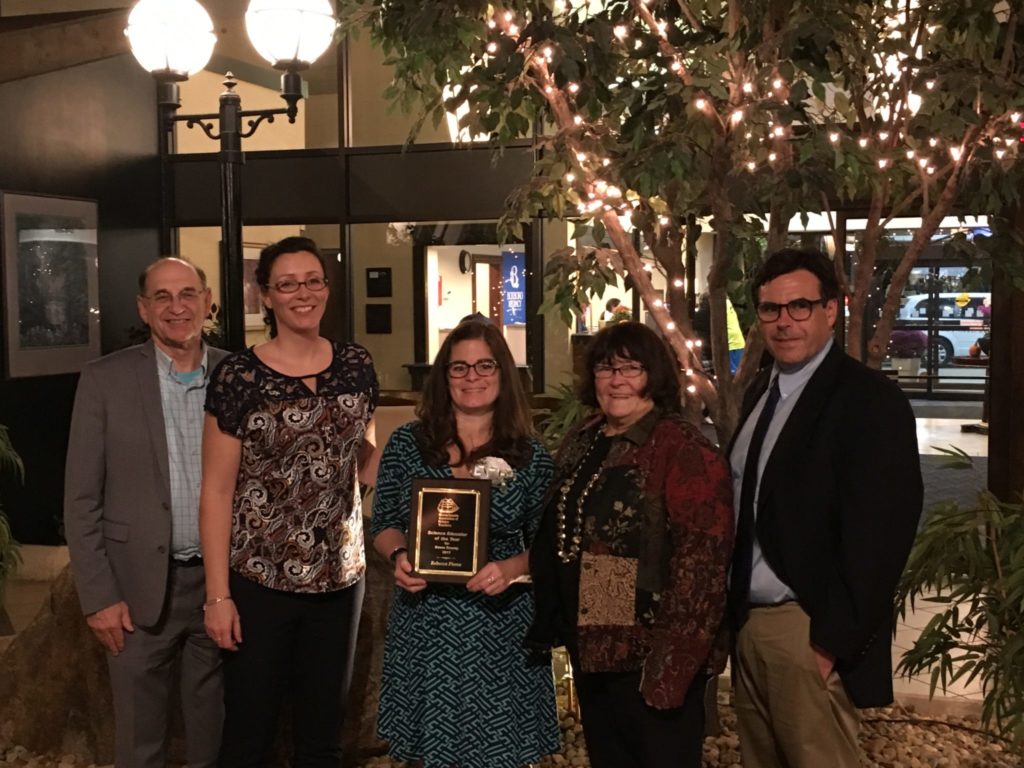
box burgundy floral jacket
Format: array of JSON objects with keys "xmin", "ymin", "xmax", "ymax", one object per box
[{"xmin": 527, "ymin": 409, "xmax": 734, "ymax": 709}]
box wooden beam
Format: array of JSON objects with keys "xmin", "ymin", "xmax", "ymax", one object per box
[{"xmin": 0, "ymin": 11, "xmax": 128, "ymax": 84}]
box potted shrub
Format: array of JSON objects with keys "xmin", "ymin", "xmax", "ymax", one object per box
[{"xmin": 888, "ymin": 329, "xmax": 927, "ymax": 378}]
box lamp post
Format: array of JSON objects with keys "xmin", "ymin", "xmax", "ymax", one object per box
[{"xmin": 126, "ymin": 0, "xmax": 336, "ymax": 350}]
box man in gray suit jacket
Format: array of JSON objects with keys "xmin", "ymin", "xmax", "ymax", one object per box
[{"xmin": 65, "ymin": 257, "xmax": 228, "ymax": 767}]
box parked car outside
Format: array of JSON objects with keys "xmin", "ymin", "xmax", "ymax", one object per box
[{"xmin": 894, "ymin": 293, "xmax": 990, "ymax": 366}]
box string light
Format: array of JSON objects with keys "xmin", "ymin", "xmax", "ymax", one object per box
[
  {"xmin": 568, "ymin": 82, "xmax": 580, "ymax": 94},
  {"xmin": 576, "ymin": 151, "xmax": 586, "ymax": 162},
  {"xmin": 878, "ymin": 131, "xmax": 890, "ymax": 141},
  {"xmin": 614, "ymin": 25, "xmax": 628, "ymax": 40},
  {"xmin": 949, "ymin": 146, "xmax": 962, "ymax": 161},
  {"xmin": 542, "ymin": 46, "xmax": 553, "ymax": 59},
  {"xmin": 768, "ymin": 151, "xmax": 778, "ymax": 161},
  {"xmin": 926, "ymin": 166, "xmax": 936, "ymax": 175},
  {"xmin": 606, "ymin": 186, "xmax": 622, "ymax": 198},
  {"xmin": 659, "ymin": 216, "xmax": 670, "ymax": 225},
  {"xmin": 565, "ymin": 172, "xmax": 575, "ymax": 182},
  {"xmin": 670, "ymin": 61, "xmax": 682, "ymax": 72},
  {"xmin": 772, "ymin": 125, "xmax": 785, "ymax": 137},
  {"xmin": 573, "ymin": 115, "xmax": 583, "ymax": 125},
  {"xmin": 906, "ymin": 150, "xmax": 915, "ymax": 159},
  {"xmin": 829, "ymin": 132, "xmax": 840, "ymax": 143},
  {"xmin": 487, "ymin": 19, "xmax": 496, "ymax": 29},
  {"xmin": 673, "ymin": 278, "xmax": 684, "ymax": 287},
  {"xmin": 508, "ymin": 24, "xmax": 519, "ymax": 36},
  {"xmin": 602, "ymin": 158, "xmax": 611, "ymax": 166},
  {"xmin": 685, "ymin": 368, "xmax": 694, "ymax": 377},
  {"xmin": 653, "ymin": 298, "xmax": 664, "ymax": 307},
  {"xmin": 918, "ymin": 157, "xmax": 928, "ymax": 168},
  {"xmin": 486, "ymin": 41, "xmax": 498, "ymax": 54},
  {"xmin": 685, "ymin": 339, "xmax": 694, "ymax": 349},
  {"xmin": 746, "ymin": 161, "xmax": 756, "ymax": 171},
  {"xmin": 996, "ymin": 148, "xmax": 1007, "ymax": 159},
  {"xmin": 929, "ymin": 137, "xmax": 939, "ymax": 147},
  {"xmin": 742, "ymin": 82, "xmax": 753, "ymax": 94},
  {"xmin": 666, "ymin": 321, "xmax": 676, "ymax": 330},
  {"xmin": 686, "ymin": 384, "xmax": 697, "ymax": 394},
  {"xmin": 695, "ymin": 98, "xmax": 707, "ymax": 110},
  {"xmin": 504, "ymin": 11, "xmax": 513, "ymax": 22},
  {"xmin": 731, "ymin": 110, "xmax": 744, "ymax": 124},
  {"xmin": 772, "ymin": 78, "xmax": 784, "ymax": 90},
  {"xmin": 1012, "ymin": 112, "xmax": 1022, "ymax": 122},
  {"xmin": 925, "ymin": 80, "xmax": 936, "ymax": 90},
  {"xmin": 858, "ymin": 137, "xmax": 869, "ymax": 148},
  {"xmin": 878, "ymin": 158, "xmax": 890, "ymax": 169}
]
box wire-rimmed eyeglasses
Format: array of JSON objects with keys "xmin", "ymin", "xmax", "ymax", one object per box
[
  {"xmin": 268, "ymin": 277, "xmax": 329, "ymax": 294},
  {"xmin": 593, "ymin": 362, "xmax": 646, "ymax": 379}
]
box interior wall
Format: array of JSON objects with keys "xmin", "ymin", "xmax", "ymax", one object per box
[
  {"xmin": 349, "ymin": 223, "xmax": 415, "ymax": 390},
  {"xmin": 347, "ymin": 32, "xmax": 451, "ymax": 147},
  {"xmin": 542, "ymin": 220, "xmax": 573, "ymax": 392},
  {"xmin": 0, "ymin": 54, "xmax": 161, "ymax": 544}
]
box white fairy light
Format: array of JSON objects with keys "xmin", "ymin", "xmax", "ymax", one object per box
[
  {"xmin": 594, "ymin": 180, "xmax": 608, "ymax": 193},
  {"xmin": 543, "ymin": 46, "xmax": 553, "ymax": 59},
  {"xmin": 949, "ymin": 146, "xmax": 962, "ymax": 161},
  {"xmin": 731, "ymin": 110, "xmax": 744, "ymax": 124},
  {"xmin": 768, "ymin": 152, "xmax": 778, "ymax": 161},
  {"xmin": 606, "ymin": 186, "xmax": 622, "ymax": 198},
  {"xmin": 996, "ymin": 148, "xmax": 1007, "ymax": 159},
  {"xmin": 508, "ymin": 23, "xmax": 519, "ymax": 35},
  {"xmin": 858, "ymin": 137, "xmax": 869, "ymax": 148},
  {"xmin": 602, "ymin": 158, "xmax": 611, "ymax": 166},
  {"xmin": 486, "ymin": 41, "xmax": 497, "ymax": 53},
  {"xmin": 504, "ymin": 11, "xmax": 513, "ymax": 22},
  {"xmin": 878, "ymin": 158, "xmax": 889, "ymax": 168},
  {"xmin": 695, "ymin": 339, "xmax": 703, "ymax": 347},
  {"xmin": 906, "ymin": 150, "xmax": 915, "ymax": 159},
  {"xmin": 925, "ymin": 80, "xmax": 935, "ymax": 90},
  {"xmin": 685, "ymin": 339, "xmax": 694, "ymax": 349},
  {"xmin": 927, "ymin": 166, "xmax": 936, "ymax": 175},
  {"xmin": 879, "ymin": 131, "xmax": 890, "ymax": 141},
  {"xmin": 742, "ymin": 82, "xmax": 753, "ymax": 94},
  {"xmin": 573, "ymin": 115, "xmax": 583, "ymax": 125},
  {"xmin": 565, "ymin": 172, "xmax": 575, "ymax": 182},
  {"xmin": 666, "ymin": 321, "xmax": 676, "ymax": 330},
  {"xmin": 653, "ymin": 298, "xmax": 664, "ymax": 307},
  {"xmin": 487, "ymin": 19, "xmax": 496, "ymax": 29},
  {"xmin": 673, "ymin": 278, "xmax": 684, "ymax": 287},
  {"xmin": 614, "ymin": 25, "xmax": 628, "ymax": 40},
  {"xmin": 746, "ymin": 161, "xmax": 756, "ymax": 171},
  {"xmin": 1011, "ymin": 112, "xmax": 1022, "ymax": 122},
  {"xmin": 576, "ymin": 151, "xmax": 586, "ymax": 162},
  {"xmin": 686, "ymin": 384, "xmax": 697, "ymax": 394},
  {"xmin": 918, "ymin": 157, "xmax": 928, "ymax": 168},
  {"xmin": 568, "ymin": 82, "xmax": 580, "ymax": 94},
  {"xmin": 695, "ymin": 98, "xmax": 707, "ymax": 110},
  {"xmin": 773, "ymin": 78, "xmax": 783, "ymax": 90},
  {"xmin": 670, "ymin": 60, "xmax": 682, "ymax": 71},
  {"xmin": 829, "ymin": 132, "xmax": 840, "ymax": 143},
  {"xmin": 659, "ymin": 216, "xmax": 670, "ymax": 225},
  {"xmin": 929, "ymin": 137, "xmax": 939, "ymax": 147},
  {"xmin": 773, "ymin": 125, "xmax": 785, "ymax": 137}
]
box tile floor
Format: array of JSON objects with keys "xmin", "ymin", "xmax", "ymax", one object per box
[{"xmin": 0, "ymin": 418, "xmax": 991, "ymax": 715}]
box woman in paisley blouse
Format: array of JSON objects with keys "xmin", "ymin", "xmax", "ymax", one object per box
[
  {"xmin": 200, "ymin": 236, "xmax": 379, "ymax": 767},
  {"xmin": 370, "ymin": 319, "xmax": 559, "ymax": 768},
  {"xmin": 527, "ymin": 321, "xmax": 734, "ymax": 768}
]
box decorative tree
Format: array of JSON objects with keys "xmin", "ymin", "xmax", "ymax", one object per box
[{"xmin": 341, "ymin": 0, "xmax": 1024, "ymax": 440}]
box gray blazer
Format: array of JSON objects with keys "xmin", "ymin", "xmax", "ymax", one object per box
[{"xmin": 64, "ymin": 340, "xmax": 228, "ymax": 628}]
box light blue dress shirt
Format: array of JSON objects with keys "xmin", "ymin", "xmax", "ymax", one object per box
[
  {"xmin": 155, "ymin": 345, "xmax": 209, "ymax": 560},
  {"xmin": 730, "ymin": 338, "xmax": 833, "ymax": 604}
]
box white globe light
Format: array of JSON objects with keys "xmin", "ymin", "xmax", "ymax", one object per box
[
  {"xmin": 245, "ymin": 0, "xmax": 337, "ymax": 70},
  {"xmin": 125, "ymin": 0, "xmax": 215, "ymax": 79}
]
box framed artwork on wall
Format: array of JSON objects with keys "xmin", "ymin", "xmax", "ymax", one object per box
[
  {"xmin": 1, "ymin": 192, "xmax": 100, "ymax": 378},
  {"xmin": 243, "ymin": 243, "xmax": 266, "ymax": 330}
]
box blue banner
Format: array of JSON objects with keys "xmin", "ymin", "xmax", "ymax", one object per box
[{"xmin": 502, "ymin": 248, "xmax": 526, "ymax": 325}]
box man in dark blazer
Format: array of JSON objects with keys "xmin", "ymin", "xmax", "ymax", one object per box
[
  {"xmin": 727, "ymin": 248, "xmax": 922, "ymax": 768},
  {"xmin": 65, "ymin": 257, "xmax": 228, "ymax": 767}
]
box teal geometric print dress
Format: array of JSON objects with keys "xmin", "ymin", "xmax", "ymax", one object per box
[{"xmin": 370, "ymin": 423, "xmax": 560, "ymax": 768}]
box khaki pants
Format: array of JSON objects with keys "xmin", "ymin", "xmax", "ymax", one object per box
[{"xmin": 733, "ymin": 602, "xmax": 860, "ymax": 768}]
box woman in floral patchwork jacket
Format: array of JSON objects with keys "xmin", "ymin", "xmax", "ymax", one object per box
[{"xmin": 527, "ymin": 321, "xmax": 734, "ymax": 768}]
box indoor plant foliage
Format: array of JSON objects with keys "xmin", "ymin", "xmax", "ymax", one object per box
[
  {"xmin": 339, "ymin": 0, "xmax": 1024, "ymax": 441},
  {"xmin": 0, "ymin": 422, "xmax": 24, "ymax": 587},
  {"xmin": 896, "ymin": 449, "xmax": 1024, "ymax": 745}
]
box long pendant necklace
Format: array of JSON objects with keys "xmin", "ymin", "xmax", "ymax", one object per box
[{"xmin": 555, "ymin": 430, "xmax": 606, "ymax": 563}]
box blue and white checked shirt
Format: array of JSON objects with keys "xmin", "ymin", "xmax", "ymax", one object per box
[{"xmin": 155, "ymin": 345, "xmax": 209, "ymax": 561}]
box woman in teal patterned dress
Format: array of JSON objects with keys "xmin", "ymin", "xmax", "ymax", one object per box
[{"xmin": 370, "ymin": 319, "xmax": 559, "ymax": 768}]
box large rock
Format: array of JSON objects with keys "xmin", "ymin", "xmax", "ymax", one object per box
[{"xmin": 0, "ymin": 519, "xmax": 395, "ymax": 767}]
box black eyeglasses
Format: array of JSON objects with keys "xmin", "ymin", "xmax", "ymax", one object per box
[
  {"xmin": 756, "ymin": 297, "xmax": 828, "ymax": 322},
  {"xmin": 447, "ymin": 359, "xmax": 500, "ymax": 378},
  {"xmin": 268, "ymin": 276, "xmax": 329, "ymax": 294},
  {"xmin": 593, "ymin": 362, "xmax": 646, "ymax": 379}
]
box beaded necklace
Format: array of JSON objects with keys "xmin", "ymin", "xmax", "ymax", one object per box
[{"xmin": 555, "ymin": 428, "xmax": 610, "ymax": 563}]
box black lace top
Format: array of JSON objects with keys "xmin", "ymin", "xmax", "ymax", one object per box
[{"xmin": 206, "ymin": 341, "xmax": 379, "ymax": 593}]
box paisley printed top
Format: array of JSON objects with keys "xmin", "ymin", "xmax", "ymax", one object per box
[{"xmin": 206, "ymin": 341, "xmax": 379, "ymax": 593}]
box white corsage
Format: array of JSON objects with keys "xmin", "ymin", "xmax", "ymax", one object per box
[{"xmin": 471, "ymin": 456, "xmax": 515, "ymax": 488}]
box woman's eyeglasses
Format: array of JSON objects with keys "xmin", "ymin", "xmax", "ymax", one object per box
[
  {"xmin": 269, "ymin": 277, "xmax": 329, "ymax": 294},
  {"xmin": 593, "ymin": 363, "xmax": 645, "ymax": 379},
  {"xmin": 447, "ymin": 359, "xmax": 500, "ymax": 378}
]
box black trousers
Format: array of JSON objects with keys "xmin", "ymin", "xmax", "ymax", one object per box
[
  {"xmin": 570, "ymin": 648, "xmax": 708, "ymax": 768},
  {"xmin": 218, "ymin": 572, "xmax": 365, "ymax": 768}
]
